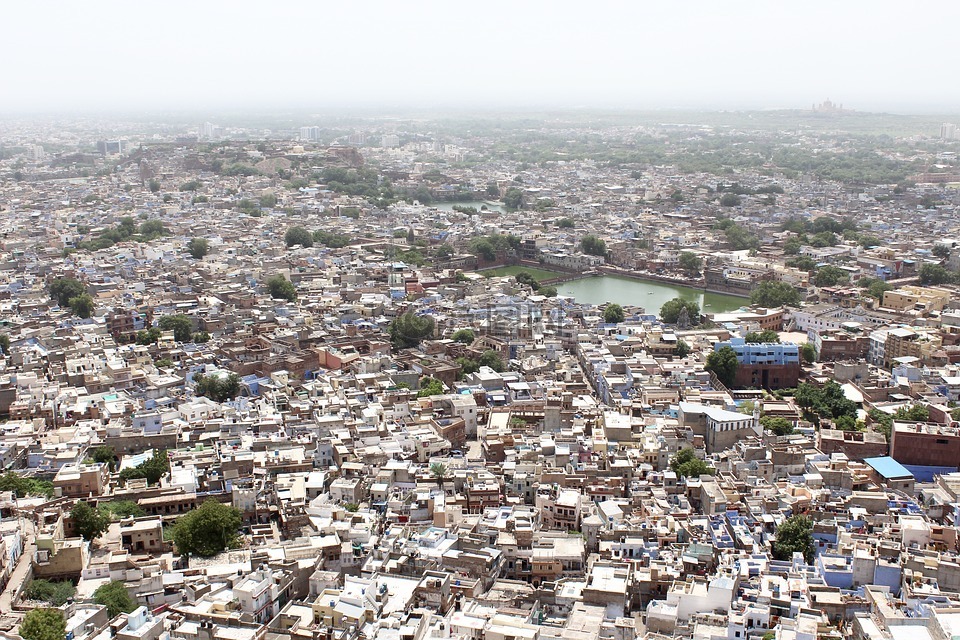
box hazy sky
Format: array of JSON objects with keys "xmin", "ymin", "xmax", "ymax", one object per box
[{"xmin": 3, "ymin": 1, "xmax": 958, "ymax": 114}]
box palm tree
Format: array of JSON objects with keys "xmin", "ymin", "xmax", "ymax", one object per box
[{"xmin": 429, "ymin": 463, "xmax": 449, "ymax": 490}]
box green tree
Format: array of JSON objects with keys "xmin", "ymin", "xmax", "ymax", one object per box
[
  {"xmin": 869, "ymin": 408, "xmax": 894, "ymax": 441},
  {"xmin": 18, "ymin": 608, "xmax": 66, "ymax": 640},
  {"xmin": 101, "ymin": 500, "xmax": 145, "ymax": 519},
  {"xmin": 429, "ymin": 462, "xmax": 449, "ymax": 489},
  {"xmin": 139, "ymin": 220, "xmax": 167, "ymax": 239},
  {"xmin": 187, "ymin": 238, "xmax": 210, "ymax": 259},
  {"xmin": 705, "ymin": 346, "xmax": 739, "ymax": 388},
  {"xmin": 135, "ymin": 327, "xmax": 162, "ymax": 345},
  {"xmin": 920, "ymin": 263, "xmax": 957, "ymax": 286},
  {"xmin": 514, "ymin": 271, "xmax": 541, "ymax": 291},
  {"xmin": 158, "ymin": 315, "xmax": 193, "ymax": 342},
  {"xmin": 557, "ymin": 217, "xmax": 575, "ymax": 228},
  {"xmin": 678, "ymin": 251, "xmax": 702, "ymax": 276},
  {"xmin": 720, "ymin": 193, "xmax": 741, "ymax": 207},
  {"xmin": 744, "ymin": 330, "xmax": 779, "ymax": 343},
  {"xmin": 660, "ymin": 298, "xmax": 700, "ymax": 324},
  {"xmin": 179, "ymin": 180, "xmax": 201, "ymax": 192},
  {"xmin": 539, "ymin": 285, "xmax": 558, "ymax": 297},
  {"xmin": 603, "ymin": 304, "xmax": 625, "ymax": 324},
  {"xmin": 68, "ymin": 294, "xmax": 95, "ymax": 319},
  {"xmin": 284, "ymin": 226, "xmax": 314, "ymax": 248},
  {"xmin": 478, "ymin": 350, "xmax": 505, "ymax": 372},
  {"xmin": 860, "ymin": 277, "xmax": 893, "ymax": 300},
  {"xmin": 503, "ymin": 187, "xmax": 524, "ymax": 209},
  {"xmin": 670, "ymin": 448, "xmax": 715, "ymax": 478},
  {"xmin": 148, "ymin": 179, "xmax": 161, "ymax": 193},
  {"xmin": 772, "ymin": 515, "xmax": 814, "ymax": 563},
  {"xmin": 267, "ymin": 275, "xmax": 297, "ymax": 302},
  {"xmin": 814, "ymin": 265, "xmax": 849, "ymax": 287},
  {"xmin": 118, "ymin": 449, "xmax": 169, "ymax": 485},
  {"xmin": 389, "ymin": 313, "xmax": 435, "ymax": 349},
  {"xmin": 50, "ymin": 277, "xmax": 86, "ymax": 307},
  {"xmin": 760, "ymin": 415, "xmax": 795, "ymax": 436},
  {"xmin": 800, "ymin": 342, "xmax": 817, "ymax": 364},
  {"xmin": 786, "ymin": 255, "xmax": 817, "ymax": 271},
  {"xmin": 749, "ymin": 281, "xmax": 801, "ymax": 307},
  {"xmin": 259, "ymin": 193, "xmax": 277, "ymax": 209},
  {"xmin": 581, "ymin": 234, "xmax": 607, "ymax": 257},
  {"xmin": 0, "ymin": 334, "xmax": 9, "ymax": 354},
  {"xmin": 172, "ymin": 499, "xmax": 242, "ymax": 557},
  {"xmin": 93, "ymin": 581, "xmax": 138, "ymax": 618},
  {"xmin": 417, "ymin": 377, "xmax": 445, "ymax": 398},
  {"xmin": 91, "ymin": 445, "xmax": 117, "ymax": 472},
  {"xmin": 451, "ymin": 329, "xmax": 475, "ymax": 344},
  {"xmin": 794, "ymin": 381, "xmax": 857, "ymax": 425},
  {"xmin": 894, "ymin": 404, "xmax": 930, "ymax": 422},
  {"xmin": 194, "ymin": 373, "xmax": 242, "ymax": 403},
  {"xmin": 23, "ymin": 580, "xmax": 76, "ymax": 606},
  {"xmin": 0, "ymin": 472, "xmax": 53, "ymax": 498}
]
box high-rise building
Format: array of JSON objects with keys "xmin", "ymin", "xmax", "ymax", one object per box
[
  {"xmin": 941, "ymin": 123, "xmax": 957, "ymax": 140},
  {"xmin": 199, "ymin": 122, "xmax": 223, "ymax": 140},
  {"xmin": 96, "ymin": 140, "xmax": 125, "ymax": 155},
  {"xmin": 381, "ymin": 134, "xmax": 400, "ymax": 148},
  {"xmin": 299, "ymin": 126, "xmax": 321, "ymax": 142}
]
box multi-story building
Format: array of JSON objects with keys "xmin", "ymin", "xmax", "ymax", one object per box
[{"xmin": 714, "ymin": 338, "xmax": 800, "ymax": 389}]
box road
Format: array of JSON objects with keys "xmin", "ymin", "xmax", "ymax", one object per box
[{"xmin": 0, "ymin": 516, "xmax": 35, "ymax": 613}]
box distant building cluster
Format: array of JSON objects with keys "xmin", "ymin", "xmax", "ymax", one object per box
[{"xmin": 0, "ymin": 111, "xmax": 959, "ymax": 640}]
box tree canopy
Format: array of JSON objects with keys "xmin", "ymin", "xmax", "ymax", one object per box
[
  {"xmin": 670, "ymin": 448, "xmax": 715, "ymax": 478},
  {"xmin": 23, "ymin": 580, "xmax": 76, "ymax": 606},
  {"xmin": 389, "ymin": 313, "xmax": 434, "ymax": 349},
  {"xmin": 284, "ymin": 226, "xmax": 314, "ymax": 248},
  {"xmin": 814, "ymin": 265, "xmax": 849, "ymax": 288},
  {"xmin": 172, "ymin": 499, "xmax": 242, "ymax": 557},
  {"xmin": 158, "ymin": 314, "xmax": 193, "ymax": 342},
  {"xmin": 68, "ymin": 294, "xmax": 95, "ymax": 319},
  {"xmin": 451, "ymin": 329, "xmax": 475, "ymax": 344},
  {"xmin": 18, "ymin": 608, "xmax": 66, "ymax": 640},
  {"xmin": 678, "ymin": 251, "xmax": 702, "ymax": 276},
  {"xmin": 267, "ymin": 275, "xmax": 297, "ymax": 302},
  {"xmin": 794, "ymin": 381, "xmax": 857, "ymax": 425},
  {"xmin": 417, "ymin": 377, "xmax": 445, "ymax": 398},
  {"xmin": 194, "ymin": 372, "xmax": 242, "ymax": 403},
  {"xmin": 660, "ymin": 298, "xmax": 700, "ymax": 325},
  {"xmin": 503, "ymin": 187, "xmax": 524, "ymax": 209},
  {"xmin": 93, "ymin": 581, "xmax": 138, "ymax": 618},
  {"xmin": 118, "ymin": 449, "xmax": 169, "ymax": 486},
  {"xmin": 603, "ymin": 304, "xmax": 625, "ymax": 324},
  {"xmin": 187, "ymin": 238, "xmax": 210, "ymax": 259},
  {"xmin": 760, "ymin": 415, "xmax": 795, "ymax": 436},
  {"xmin": 50, "ymin": 277, "xmax": 86, "ymax": 308},
  {"xmin": 772, "ymin": 515, "xmax": 814, "ymax": 563},
  {"xmin": 749, "ymin": 281, "xmax": 801, "ymax": 308},
  {"xmin": 744, "ymin": 330, "xmax": 779, "ymax": 344},
  {"xmin": 581, "ymin": 234, "xmax": 607, "ymax": 257},
  {"xmin": 705, "ymin": 346, "xmax": 739, "ymax": 388},
  {"xmin": 71, "ymin": 500, "xmax": 110, "ymax": 541}
]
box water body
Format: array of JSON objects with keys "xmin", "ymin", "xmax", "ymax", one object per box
[
  {"xmin": 433, "ymin": 201, "xmax": 504, "ymax": 213},
  {"xmin": 557, "ymin": 275, "xmax": 745, "ymax": 314}
]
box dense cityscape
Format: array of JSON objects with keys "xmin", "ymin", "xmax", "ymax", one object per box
[{"xmin": 0, "ymin": 104, "xmax": 959, "ymax": 640}]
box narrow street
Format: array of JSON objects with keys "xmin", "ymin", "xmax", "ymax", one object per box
[{"xmin": 0, "ymin": 516, "xmax": 35, "ymax": 613}]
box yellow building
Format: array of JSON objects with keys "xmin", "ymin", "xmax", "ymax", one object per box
[{"xmin": 882, "ymin": 286, "xmax": 951, "ymax": 313}]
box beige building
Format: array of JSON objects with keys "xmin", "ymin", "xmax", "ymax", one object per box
[{"xmin": 882, "ymin": 286, "xmax": 951, "ymax": 313}]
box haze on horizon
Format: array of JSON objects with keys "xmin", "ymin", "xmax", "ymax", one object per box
[{"xmin": 3, "ymin": 0, "xmax": 958, "ymax": 116}]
